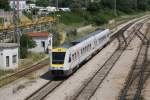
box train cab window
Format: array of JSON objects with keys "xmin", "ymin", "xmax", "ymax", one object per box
[{"xmin": 52, "ymin": 52, "xmax": 66, "ymax": 64}]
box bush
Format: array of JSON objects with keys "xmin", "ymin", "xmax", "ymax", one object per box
[
  {"xmin": 20, "ymin": 34, "xmax": 36, "ymax": 48},
  {"xmin": 60, "ymin": 12, "xmax": 85, "ymax": 25},
  {"xmin": 20, "ymin": 47, "xmax": 28, "ymax": 59},
  {"xmin": 49, "ymin": 29, "xmax": 61, "ymax": 46},
  {"xmin": 20, "ymin": 34, "xmax": 36, "ymax": 59}
]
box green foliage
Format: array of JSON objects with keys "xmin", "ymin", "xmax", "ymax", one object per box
[
  {"xmin": 59, "ymin": 12, "xmax": 85, "ymax": 25},
  {"xmin": 49, "ymin": 29, "xmax": 61, "ymax": 46},
  {"xmin": 20, "ymin": 34, "xmax": 36, "ymax": 49},
  {"xmin": 26, "ymin": 0, "xmax": 35, "ymax": 4},
  {"xmin": 48, "ymin": 0, "xmax": 150, "ymax": 26},
  {"xmin": 87, "ymin": 2, "xmax": 101, "ymax": 12},
  {"xmin": 0, "ymin": 0, "xmax": 10, "ymax": 11},
  {"xmin": 20, "ymin": 47, "xmax": 28, "ymax": 59},
  {"xmin": 23, "ymin": 11, "xmax": 33, "ymax": 20},
  {"xmin": 20, "ymin": 34, "xmax": 36, "ymax": 59},
  {"xmin": 36, "ymin": 0, "xmax": 49, "ymax": 7},
  {"xmin": 0, "ymin": 18, "xmax": 3, "ymax": 24},
  {"xmin": 101, "ymin": 0, "xmax": 150, "ymax": 13}
]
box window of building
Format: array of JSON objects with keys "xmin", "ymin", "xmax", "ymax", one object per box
[
  {"xmin": 49, "ymin": 40, "xmax": 51, "ymax": 45},
  {"xmin": 12, "ymin": 55, "xmax": 17, "ymax": 64},
  {"xmin": 6, "ymin": 56, "xmax": 9, "ymax": 67},
  {"xmin": 41, "ymin": 41, "xmax": 45, "ymax": 47}
]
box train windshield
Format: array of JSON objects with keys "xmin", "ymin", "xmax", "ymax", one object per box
[{"xmin": 52, "ymin": 52, "xmax": 66, "ymax": 64}]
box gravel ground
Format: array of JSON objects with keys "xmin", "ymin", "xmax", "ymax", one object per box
[
  {"xmin": 0, "ymin": 66, "xmax": 49, "ymax": 100},
  {"xmin": 143, "ymin": 79, "xmax": 150, "ymax": 100},
  {"xmin": 90, "ymin": 21, "xmax": 148, "ymax": 100},
  {"xmin": 141, "ymin": 23, "xmax": 150, "ymax": 100},
  {"xmin": 90, "ymin": 37, "xmax": 141, "ymax": 100}
]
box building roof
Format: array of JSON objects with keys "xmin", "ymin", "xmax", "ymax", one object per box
[
  {"xmin": 0, "ymin": 43, "xmax": 19, "ymax": 49},
  {"xmin": 27, "ymin": 32, "xmax": 51, "ymax": 38}
]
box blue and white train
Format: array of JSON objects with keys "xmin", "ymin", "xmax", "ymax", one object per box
[{"xmin": 49, "ymin": 29, "xmax": 110, "ymax": 76}]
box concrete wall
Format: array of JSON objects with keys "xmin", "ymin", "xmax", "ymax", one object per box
[
  {"xmin": 29, "ymin": 36, "xmax": 52, "ymax": 53},
  {"xmin": 0, "ymin": 49, "xmax": 3, "ymax": 69},
  {"xmin": 0, "ymin": 48, "xmax": 18, "ymax": 70}
]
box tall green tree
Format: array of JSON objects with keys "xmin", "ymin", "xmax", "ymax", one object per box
[
  {"xmin": 0, "ymin": 0, "xmax": 10, "ymax": 11},
  {"xmin": 20, "ymin": 34, "xmax": 36, "ymax": 58},
  {"xmin": 36, "ymin": 0, "xmax": 49, "ymax": 7}
]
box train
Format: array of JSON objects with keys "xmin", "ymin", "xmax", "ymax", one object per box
[{"xmin": 49, "ymin": 29, "xmax": 111, "ymax": 76}]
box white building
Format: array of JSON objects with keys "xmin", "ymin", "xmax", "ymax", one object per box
[
  {"xmin": 46, "ymin": 6, "xmax": 57, "ymax": 12},
  {"xmin": 0, "ymin": 43, "xmax": 19, "ymax": 70},
  {"xmin": 59, "ymin": 8, "xmax": 71, "ymax": 12},
  {"xmin": 27, "ymin": 32, "xmax": 52, "ymax": 53},
  {"xmin": 9, "ymin": 0, "xmax": 27, "ymax": 11}
]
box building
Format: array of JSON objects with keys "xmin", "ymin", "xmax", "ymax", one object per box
[
  {"xmin": 46, "ymin": 6, "xmax": 57, "ymax": 12},
  {"xmin": 9, "ymin": 0, "xmax": 27, "ymax": 11},
  {"xmin": 27, "ymin": 32, "xmax": 52, "ymax": 53},
  {"xmin": 0, "ymin": 43, "xmax": 19, "ymax": 70}
]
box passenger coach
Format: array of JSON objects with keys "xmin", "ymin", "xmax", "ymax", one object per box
[{"xmin": 49, "ymin": 29, "xmax": 110, "ymax": 76}]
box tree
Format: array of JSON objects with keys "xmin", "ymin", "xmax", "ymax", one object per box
[
  {"xmin": 49, "ymin": 29, "xmax": 61, "ymax": 46},
  {"xmin": 20, "ymin": 34, "xmax": 36, "ymax": 48},
  {"xmin": 0, "ymin": 0, "xmax": 10, "ymax": 11},
  {"xmin": 20, "ymin": 34, "xmax": 36, "ymax": 58},
  {"xmin": 87, "ymin": 2, "xmax": 101, "ymax": 12},
  {"xmin": 137, "ymin": 0, "xmax": 148, "ymax": 10},
  {"xmin": 36, "ymin": 0, "xmax": 49, "ymax": 7}
]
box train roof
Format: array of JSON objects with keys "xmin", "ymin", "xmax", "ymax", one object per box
[{"xmin": 60, "ymin": 29, "xmax": 106, "ymax": 49}]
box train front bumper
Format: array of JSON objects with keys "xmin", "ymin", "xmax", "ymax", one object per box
[{"xmin": 49, "ymin": 67, "xmax": 71, "ymax": 76}]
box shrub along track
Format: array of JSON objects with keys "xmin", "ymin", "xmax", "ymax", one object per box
[
  {"xmin": 119, "ymin": 23, "xmax": 150, "ymax": 99},
  {"xmin": 25, "ymin": 16, "xmax": 150, "ymax": 100}
]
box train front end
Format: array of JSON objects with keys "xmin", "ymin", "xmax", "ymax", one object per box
[{"xmin": 49, "ymin": 48, "xmax": 70, "ymax": 76}]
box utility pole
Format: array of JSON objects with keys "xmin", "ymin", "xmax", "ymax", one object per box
[
  {"xmin": 114, "ymin": 0, "xmax": 117, "ymax": 16},
  {"xmin": 56, "ymin": 0, "xmax": 59, "ymax": 11},
  {"xmin": 12, "ymin": 0, "xmax": 20, "ymax": 44}
]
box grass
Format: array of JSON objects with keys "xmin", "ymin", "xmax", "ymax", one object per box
[
  {"xmin": 0, "ymin": 70, "xmax": 14, "ymax": 78},
  {"xmin": 19, "ymin": 52, "xmax": 46, "ymax": 69},
  {"xmin": 58, "ymin": 12, "xmax": 86, "ymax": 25},
  {"xmin": 23, "ymin": 11, "xmax": 33, "ymax": 20}
]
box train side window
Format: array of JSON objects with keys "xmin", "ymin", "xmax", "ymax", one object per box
[
  {"xmin": 86, "ymin": 46, "xmax": 88, "ymax": 52},
  {"xmin": 72, "ymin": 54, "xmax": 74, "ymax": 60},
  {"xmin": 74, "ymin": 53, "xmax": 77, "ymax": 59},
  {"xmin": 78, "ymin": 51, "xmax": 79, "ymax": 57},
  {"xmin": 69, "ymin": 54, "xmax": 71, "ymax": 63}
]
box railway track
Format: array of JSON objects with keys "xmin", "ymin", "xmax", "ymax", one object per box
[
  {"xmin": 0, "ymin": 58, "xmax": 49, "ymax": 87},
  {"xmin": 25, "ymin": 16, "xmax": 149, "ymax": 100},
  {"xmin": 119, "ymin": 23, "xmax": 150, "ymax": 100},
  {"xmin": 71, "ymin": 19, "xmax": 148, "ymax": 100}
]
